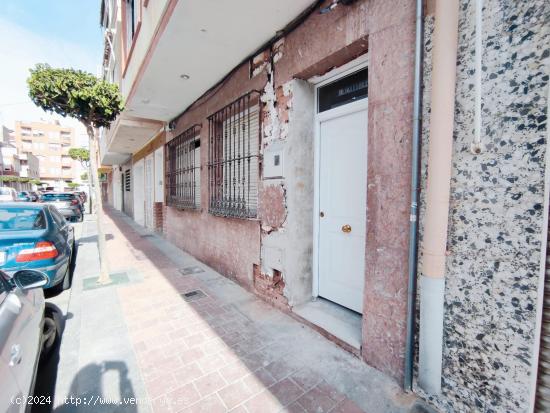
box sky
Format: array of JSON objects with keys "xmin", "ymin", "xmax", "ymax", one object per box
[{"xmin": 0, "ymin": 0, "xmax": 102, "ymax": 138}]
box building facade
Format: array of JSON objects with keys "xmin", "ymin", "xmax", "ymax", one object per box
[
  {"xmin": 14, "ymin": 120, "xmax": 78, "ymax": 189},
  {"xmin": 99, "ymin": 0, "xmax": 550, "ymax": 411}
]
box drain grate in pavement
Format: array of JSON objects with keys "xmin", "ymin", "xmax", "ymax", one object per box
[
  {"xmin": 140, "ymin": 234, "xmax": 155, "ymax": 238},
  {"xmin": 179, "ymin": 266, "xmax": 205, "ymax": 275},
  {"xmin": 181, "ymin": 289, "xmax": 207, "ymax": 302}
]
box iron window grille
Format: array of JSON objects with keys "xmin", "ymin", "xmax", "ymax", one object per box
[
  {"xmin": 124, "ymin": 169, "xmax": 131, "ymax": 192},
  {"xmin": 208, "ymin": 91, "xmax": 261, "ymax": 219},
  {"xmin": 165, "ymin": 125, "xmax": 201, "ymax": 210}
]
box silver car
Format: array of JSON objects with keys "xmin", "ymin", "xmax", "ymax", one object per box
[
  {"xmin": 0, "ymin": 270, "xmax": 58, "ymax": 412},
  {"xmin": 0, "ymin": 187, "xmax": 17, "ymax": 202},
  {"xmin": 40, "ymin": 192, "xmax": 83, "ymax": 222}
]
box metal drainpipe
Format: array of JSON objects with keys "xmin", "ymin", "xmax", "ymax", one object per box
[
  {"xmin": 404, "ymin": 0, "xmax": 424, "ymax": 392},
  {"xmin": 418, "ymin": 0, "xmax": 460, "ymax": 395}
]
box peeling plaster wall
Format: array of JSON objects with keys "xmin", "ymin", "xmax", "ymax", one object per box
[
  {"xmin": 260, "ymin": 80, "xmax": 315, "ymax": 307},
  {"xmin": 416, "ymin": 1, "xmax": 550, "ymax": 411}
]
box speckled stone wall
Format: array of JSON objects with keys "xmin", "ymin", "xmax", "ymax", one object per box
[{"xmin": 415, "ymin": 1, "xmax": 549, "ymax": 411}]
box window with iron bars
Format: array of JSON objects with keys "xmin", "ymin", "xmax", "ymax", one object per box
[
  {"xmin": 165, "ymin": 125, "xmax": 201, "ymax": 210},
  {"xmin": 124, "ymin": 169, "xmax": 131, "ymax": 192},
  {"xmin": 208, "ymin": 91, "xmax": 260, "ymax": 219}
]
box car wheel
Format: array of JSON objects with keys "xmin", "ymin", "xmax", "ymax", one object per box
[{"xmin": 41, "ymin": 306, "xmax": 60, "ymax": 360}]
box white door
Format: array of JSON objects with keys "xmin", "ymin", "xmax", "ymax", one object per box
[
  {"xmin": 154, "ymin": 147, "xmax": 164, "ymax": 203},
  {"xmin": 317, "ymin": 105, "xmax": 368, "ymax": 313},
  {"xmin": 133, "ymin": 160, "xmax": 145, "ymax": 226},
  {"xmin": 144, "ymin": 154, "xmax": 154, "ymax": 229}
]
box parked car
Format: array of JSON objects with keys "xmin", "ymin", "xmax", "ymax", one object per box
[
  {"xmin": 17, "ymin": 191, "xmax": 38, "ymax": 202},
  {"xmin": 29, "ymin": 191, "xmax": 39, "ymax": 202},
  {"xmin": 72, "ymin": 191, "xmax": 86, "ymax": 213},
  {"xmin": 0, "ymin": 187, "xmax": 17, "ymax": 202},
  {"xmin": 0, "ymin": 269, "xmax": 59, "ymax": 413},
  {"xmin": 40, "ymin": 192, "xmax": 83, "ymax": 222},
  {"xmin": 0, "ymin": 203, "xmax": 75, "ymax": 291}
]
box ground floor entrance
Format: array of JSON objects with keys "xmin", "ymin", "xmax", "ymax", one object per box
[{"xmin": 314, "ymin": 65, "xmax": 368, "ymax": 315}]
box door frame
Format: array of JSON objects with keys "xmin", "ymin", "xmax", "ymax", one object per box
[
  {"xmin": 144, "ymin": 153, "xmax": 154, "ymax": 229},
  {"xmin": 311, "ymin": 58, "xmax": 369, "ymax": 300},
  {"xmin": 133, "ymin": 159, "xmax": 145, "ymax": 226}
]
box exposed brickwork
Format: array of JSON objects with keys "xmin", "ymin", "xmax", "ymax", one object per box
[
  {"xmin": 258, "ymin": 184, "xmax": 287, "ymax": 230},
  {"xmin": 253, "ymin": 265, "xmax": 289, "ymax": 311},
  {"xmin": 153, "ymin": 202, "xmax": 164, "ymax": 233}
]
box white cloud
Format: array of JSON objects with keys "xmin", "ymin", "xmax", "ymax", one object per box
[{"xmin": 0, "ymin": 17, "xmax": 100, "ymax": 134}]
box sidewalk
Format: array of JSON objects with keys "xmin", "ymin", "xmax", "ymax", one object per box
[{"xmin": 57, "ymin": 208, "xmax": 423, "ymax": 413}]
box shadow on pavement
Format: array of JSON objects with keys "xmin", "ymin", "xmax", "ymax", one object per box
[{"xmin": 53, "ymin": 361, "xmax": 137, "ymax": 413}]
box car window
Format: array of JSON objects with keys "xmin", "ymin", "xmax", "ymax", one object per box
[
  {"xmin": 49, "ymin": 207, "xmax": 67, "ymax": 228},
  {"xmin": 0, "ymin": 207, "xmax": 47, "ymax": 231},
  {"xmin": 42, "ymin": 193, "xmax": 76, "ymax": 201}
]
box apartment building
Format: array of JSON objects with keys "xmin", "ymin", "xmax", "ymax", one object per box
[
  {"xmin": 14, "ymin": 120, "xmax": 77, "ymax": 189},
  {"xmin": 98, "ymin": 0, "xmax": 550, "ymax": 411}
]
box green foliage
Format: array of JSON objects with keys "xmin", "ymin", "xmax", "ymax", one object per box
[
  {"xmin": 81, "ymin": 172, "xmax": 88, "ymax": 181},
  {"xmin": 27, "ymin": 63, "xmax": 124, "ymax": 128},
  {"xmin": 67, "ymin": 182, "xmax": 80, "ymax": 189},
  {"xmin": 29, "ymin": 179, "xmax": 43, "ymax": 185},
  {"xmin": 69, "ymin": 147, "xmax": 90, "ymax": 165},
  {"xmin": 0, "ymin": 176, "xmax": 37, "ymax": 184},
  {"xmin": 99, "ymin": 172, "xmax": 107, "ymax": 182}
]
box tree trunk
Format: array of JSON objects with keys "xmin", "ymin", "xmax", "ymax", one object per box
[{"xmin": 86, "ymin": 124, "xmax": 111, "ymax": 284}]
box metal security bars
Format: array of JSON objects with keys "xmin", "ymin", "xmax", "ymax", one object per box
[
  {"xmin": 124, "ymin": 169, "xmax": 131, "ymax": 191},
  {"xmin": 208, "ymin": 91, "xmax": 260, "ymax": 219},
  {"xmin": 165, "ymin": 125, "xmax": 201, "ymax": 210}
]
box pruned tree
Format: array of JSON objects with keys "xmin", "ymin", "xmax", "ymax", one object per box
[
  {"xmin": 69, "ymin": 147, "xmax": 92, "ymax": 212},
  {"xmin": 28, "ymin": 63, "xmax": 124, "ymax": 284},
  {"xmin": 69, "ymin": 147, "xmax": 90, "ymax": 166}
]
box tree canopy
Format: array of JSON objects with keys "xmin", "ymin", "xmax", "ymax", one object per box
[
  {"xmin": 69, "ymin": 147, "xmax": 90, "ymax": 166},
  {"xmin": 27, "ymin": 63, "xmax": 124, "ymax": 128}
]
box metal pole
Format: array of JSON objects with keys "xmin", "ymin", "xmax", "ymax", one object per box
[{"xmin": 404, "ymin": 0, "xmax": 424, "ymax": 392}]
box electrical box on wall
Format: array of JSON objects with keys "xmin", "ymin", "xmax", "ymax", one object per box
[{"xmin": 263, "ymin": 143, "xmax": 284, "ymax": 179}]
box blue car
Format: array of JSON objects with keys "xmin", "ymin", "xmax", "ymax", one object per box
[
  {"xmin": 17, "ymin": 191, "xmax": 32, "ymax": 202},
  {"xmin": 0, "ymin": 202, "xmax": 75, "ymax": 291}
]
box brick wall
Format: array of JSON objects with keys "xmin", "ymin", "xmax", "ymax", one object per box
[{"xmin": 153, "ymin": 202, "xmax": 164, "ymax": 233}]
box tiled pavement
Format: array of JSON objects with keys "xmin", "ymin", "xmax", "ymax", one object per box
[{"xmin": 97, "ymin": 207, "xmax": 421, "ymax": 413}]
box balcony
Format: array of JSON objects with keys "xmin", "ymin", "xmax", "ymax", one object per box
[{"xmin": 101, "ymin": 0, "xmax": 316, "ymax": 164}]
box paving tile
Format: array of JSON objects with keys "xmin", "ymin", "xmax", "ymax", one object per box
[
  {"xmin": 330, "ymin": 398, "xmax": 365, "ymax": 413},
  {"xmin": 164, "ymin": 383, "xmax": 201, "ymax": 411},
  {"xmin": 242, "ymin": 368, "xmax": 276, "ymax": 393},
  {"xmin": 217, "ymin": 380, "xmax": 255, "ymax": 410},
  {"xmin": 268, "ymin": 378, "xmax": 304, "ymax": 407},
  {"xmin": 197, "ymin": 353, "xmax": 226, "ymax": 374},
  {"xmin": 244, "ymin": 390, "xmax": 284, "ymax": 413},
  {"xmin": 264, "ymin": 357, "xmax": 300, "ymax": 382},
  {"xmin": 284, "ymin": 402, "xmax": 307, "ymax": 413},
  {"xmin": 185, "ymin": 333, "xmax": 208, "ymax": 348},
  {"xmin": 290, "ymin": 368, "xmax": 323, "ymax": 392},
  {"xmin": 181, "ymin": 394, "xmax": 227, "ymax": 413},
  {"xmin": 295, "ymin": 385, "xmax": 338, "ymax": 413},
  {"xmin": 227, "ymin": 406, "xmax": 248, "ymax": 413},
  {"xmin": 173, "ymin": 362, "xmax": 204, "ymax": 386},
  {"xmin": 219, "ymin": 361, "xmax": 253, "ymax": 383},
  {"xmin": 194, "ymin": 371, "xmax": 227, "ymax": 397},
  {"xmin": 180, "ymin": 347, "xmax": 206, "ymax": 364},
  {"xmin": 147, "ymin": 373, "xmax": 178, "ymax": 399}
]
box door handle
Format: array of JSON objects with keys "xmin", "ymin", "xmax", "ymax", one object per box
[
  {"xmin": 342, "ymin": 224, "xmax": 352, "ymax": 233},
  {"xmin": 9, "ymin": 344, "xmax": 22, "ymax": 367}
]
